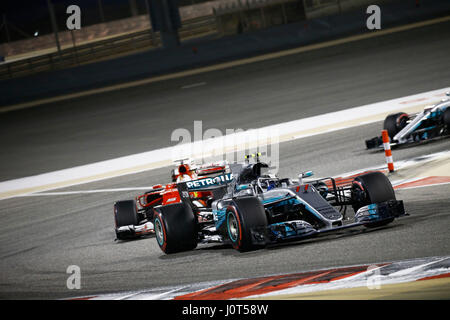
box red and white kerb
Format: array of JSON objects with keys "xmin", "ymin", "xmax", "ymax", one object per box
[{"xmin": 381, "ymin": 130, "xmax": 394, "ymax": 172}]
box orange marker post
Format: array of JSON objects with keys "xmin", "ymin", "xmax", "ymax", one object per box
[{"xmin": 381, "ymin": 130, "xmax": 394, "ymax": 172}]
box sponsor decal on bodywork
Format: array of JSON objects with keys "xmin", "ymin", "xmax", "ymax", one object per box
[{"xmin": 186, "ymin": 173, "xmax": 233, "ymax": 189}]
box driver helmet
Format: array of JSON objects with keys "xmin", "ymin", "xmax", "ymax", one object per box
[{"xmin": 267, "ymin": 180, "xmax": 276, "ymax": 191}]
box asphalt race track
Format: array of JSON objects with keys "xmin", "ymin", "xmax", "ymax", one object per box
[{"xmin": 0, "ymin": 20, "xmax": 449, "ymax": 299}]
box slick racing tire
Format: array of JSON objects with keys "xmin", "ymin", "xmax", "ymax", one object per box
[
  {"xmin": 351, "ymin": 172, "xmax": 396, "ymax": 228},
  {"xmin": 226, "ymin": 196, "xmax": 268, "ymax": 252},
  {"xmin": 443, "ymin": 107, "xmax": 450, "ymax": 130},
  {"xmin": 153, "ymin": 202, "xmax": 197, "ymax": 254},
  {"xmin": 383, "ymin": 112, "xmax": 408, "ymax": 140},
  {"xmin": 114, "ymin": 200, "xmax": 139, "ymax": 240}
]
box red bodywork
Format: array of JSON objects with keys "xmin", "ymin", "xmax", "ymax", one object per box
[
  {"xmin": 136, "ymin": 183, "xmax": 212, "ymax": 208},
  {"xmin": 136, "ymin": 162, "xmax": 227, "ymax": 212},
  {"xmin": 115, "ymin": 162, "xmax": 228, "ymax": 238}
]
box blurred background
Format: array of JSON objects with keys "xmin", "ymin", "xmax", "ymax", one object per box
[
  {"xmin": 0, "ymin": 0, "xmax": 428, "ymax": 79},
  {"xmin": 0, "ymin": 0, "xmax": 448, "ymax": 106}
]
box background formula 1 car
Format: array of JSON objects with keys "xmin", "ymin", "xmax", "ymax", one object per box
[
  {"xmin": 170, "ymin": 159, "xmax": 229, "ymax": 182},
  {"xmin": 366, "ymin": 94, "xmax": 450, "ymax": 149},
  {"xmin": 144, "ymin": 158, "xmax": 406, "ymax": 254},
  {"xmin": 113, "ymin": 160, "xmax": 229, "ymax": 240}
]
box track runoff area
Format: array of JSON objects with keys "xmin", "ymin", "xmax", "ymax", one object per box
[{"xmin": 2, "ymin": 87, "xmax": 449, "ymax": 300}]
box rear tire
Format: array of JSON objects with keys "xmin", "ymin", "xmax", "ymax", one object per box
[
  {"xmin": 154, "ymin": 202, "xmax": 197, "ymax": 254},
  {"xmin": 114, "ymin": 200, "xmax": 139, "ymax": 240},
  {"xmin": 351, "ymin": 172, "xmax": 396, "ymax": 228},
  {"xmin": 383, "ymin": 112, "xmax": 408, "ymax": 140},
  {"xmin": 226, "ymin": 196, "xmax": 267, "ymax": 252}
]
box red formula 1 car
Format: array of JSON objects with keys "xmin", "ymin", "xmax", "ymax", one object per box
[{"xmin": 114, "ymin": 160, "xmax": 229, "ymax": 240}]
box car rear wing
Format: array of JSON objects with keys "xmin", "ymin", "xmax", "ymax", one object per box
[{"xmin": 176, "ymin": 173, "xmax": 234, "ymax": 206}]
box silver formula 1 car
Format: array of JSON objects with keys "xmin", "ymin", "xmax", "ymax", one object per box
[
  {"xmin": 146, "ymin": 156, "xmax": 406, "ymax": 254},
  {"xmin": 366, "ymin": 93, "xmax": 450, "ymax": 149}
]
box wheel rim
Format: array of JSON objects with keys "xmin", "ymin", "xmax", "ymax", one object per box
[
  {"xmin": 227, "ymin": 212, "xmax": 239, "ymax": 242},
  {"xmin": 154, "ymin": 217, "xmax": 164, "ymax": 246}
]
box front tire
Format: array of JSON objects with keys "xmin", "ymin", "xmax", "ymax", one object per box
[
  {"xmin": 384, "ymin": 112, "xmax": 408, "ymax": 140},
  {"xmin": 114, "ymin": 200, "xmax": 139, "ymax": 240},
  {"xmin": 154, "ymin": 202, "xmax": 197, "ymax": 254},
  {"xmin": 226, "ymin": 197, "xmax": 267, "ymax": 252},
  {"xmin": 352, "ymin": 172, "xmax": 396, "ymax": 228}
]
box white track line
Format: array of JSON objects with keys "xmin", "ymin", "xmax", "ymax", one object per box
[
  {"xmin": 332, "ymin": 265, "xmax": 387, "ymax": 283},
  {"xmin": 79, "ymin": 256, "xmax": 450, "ymax": 300},
  {"xmin": 181, "ymin": 82, "xmax": 206, "ymax": 89},
  {"xmin": 246, "ymin": 257, "xmax": 450, "ymax": 299},
  {"xmin": 20, "ymin": 151, "xmax": 449, "ymax": 197},
  {"xmin": 389, "ymin": 258, "xmax": 449, "ymax": 277},
  {"xmin": 0, "ymin": 87, "xmax": 448, "ymax": 200},
  {"xmin": 396, "ymin": 181, "xmax": 450, "ymax": 190},
  {"xmin": 18, "ymin": 187, "xmax": 155, "ymax": 196}
]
